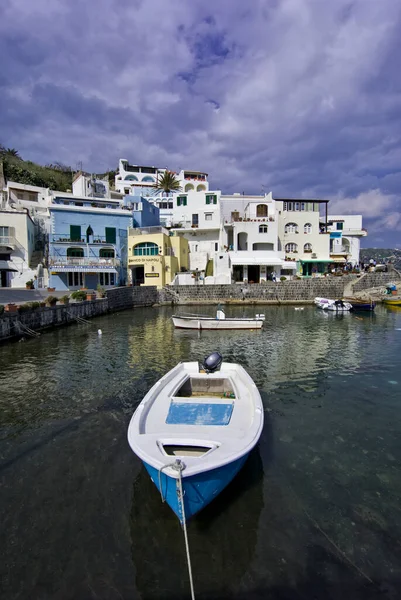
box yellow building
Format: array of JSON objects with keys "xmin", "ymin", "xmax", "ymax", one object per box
[{"xmin": 128, "ymin": 226, "xmax": 189, "ymax": 288}]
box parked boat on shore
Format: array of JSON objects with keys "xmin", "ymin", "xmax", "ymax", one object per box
[
  {"xmin": 383, "ymin": 297, "xmax": 401, "ymax": 307},
  {"xmin": 127, "ymin": 352, "xmax": 264, "ymax": 523},
  {"xmin": 343, "ymin": 297, "xmax": 376, "ymax": 312},
  {"xmin": 172, "ymin": 307, "xmax": 265, "ymax": 330}
]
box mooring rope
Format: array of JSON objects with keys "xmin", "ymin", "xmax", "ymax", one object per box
[
  {"xmin": 158, "ymin": 460, "xmax": 196, "ymax": 600},
  {"xmin": 176, "ymin": 461, "xmax": 196, "ymax": 600}
]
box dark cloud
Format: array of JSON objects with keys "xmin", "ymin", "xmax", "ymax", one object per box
[{"xmin": 1, "ymin": 0, "xmax": 401, "ymax": 246}]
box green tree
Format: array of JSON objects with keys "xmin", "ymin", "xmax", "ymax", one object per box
[
  {"xmin": 3, "ymin": 148, "xmax": 21, "ymax": 159},
  {"xmin": 154, "ymin": 170, "xmax": 181, "ymax": 194}
]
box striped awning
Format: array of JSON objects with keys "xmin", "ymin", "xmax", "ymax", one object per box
[{"xmin": 50, "ymin": 266, "xmax": 118, "ymax": 273}]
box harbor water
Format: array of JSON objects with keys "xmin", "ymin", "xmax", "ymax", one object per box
[{"xmin": 1, "ymin": 305, "xmax": 401, "ymax": 599}]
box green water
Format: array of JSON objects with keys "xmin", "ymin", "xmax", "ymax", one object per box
[{"xmin": 1, "ymin": 305, "xmax": 401, "ymax": 599}]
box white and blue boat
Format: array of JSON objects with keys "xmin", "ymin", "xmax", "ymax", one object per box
[{"xmin": 127, "ymin": 353, "xmax": 264, "ymax": 523}]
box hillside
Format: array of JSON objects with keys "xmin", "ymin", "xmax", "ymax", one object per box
[
  {"xmin": 360, "ymin": 248, "xmax": 401, "ymax": 269},
  {"xmin": 0, "ymin": 146, "xmax": 116, "ymax": 192}
]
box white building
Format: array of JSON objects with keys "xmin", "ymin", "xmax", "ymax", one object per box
[
  {"xmin": 0, "ymin": 207, "xmax": 36, "ymax": 287},
  {"xmin": 276, "ymin": 198, "xmax": 332, "ymax": 277},
  {"xmin": 218, "ymin": 193, "xmax": 295, "ymax": 283},
  {"xmin": 115, "ymin": 159, "xmax": 165, "ymax": 197},
  {"xmin": 325, "ymin": 215, "xmax": 366, "ymax": 265}
]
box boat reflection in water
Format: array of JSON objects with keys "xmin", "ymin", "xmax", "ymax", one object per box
[{"xmin": 130, "ymin": 446, "xmax": 264, "ymax": 600}]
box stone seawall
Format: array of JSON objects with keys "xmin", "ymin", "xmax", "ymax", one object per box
[
  {"xmin": 0, "ymin": 299, "xmax": 108, "ymax": 342},
  {"xmin": 105, "ymin": 286, "xmax": 158, "ymax": 310},
  {"xmin": 158, "ymin": 279, "xmax": 347, "ymax": 305},
  {"xmin": 351, "ymin": 270, "xmax": 401, "ymax": 292}
]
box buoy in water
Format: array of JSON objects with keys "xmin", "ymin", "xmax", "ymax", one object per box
[{"xmin": 98, "ymin": 329, "xmax": 102, "ymax": 335}]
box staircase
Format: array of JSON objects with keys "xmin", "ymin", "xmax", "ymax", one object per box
[{"xmin": 30, "ymin": 250, "xmax": 44, "ymax": 269}]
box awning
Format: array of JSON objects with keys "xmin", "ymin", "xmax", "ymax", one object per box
[
  {"xmin": 50, "ymin": 266, "xmax": 118, "ymax": 273},
  {"xmin": 330, "ymin": 257, "xmax": 346, "ymax": 263},
  {"xmin": 0, "ymin": 260, "xmax": 18, "ymax": 272},
  {"xmin": 229, "ymin": 252, "xmax": 283, "ymax": 266},
  {"xmin": 300, "ymin": 259, "xmax": 332, "ymax": 263}
]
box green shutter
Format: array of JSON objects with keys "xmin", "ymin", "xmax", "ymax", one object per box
[
  {"xmin": 183, "ymin": 197, "xmax": 187, "ymax": 206},
  {"xmin": 213, "ymin": 195, "xmax": 217, "ymax": 204},
  {"xmin": 177, "ymin": 198, "xmax": 181, "ymax": 207},
  {"xmin": 206, "ymin": 196, "xmax": 210, "ymax": 204},
  {"xmin": 105, "ymin": 227, "xmax": 116, "ymax": 243},
  {"xmin": 70, "ymin": 225, "xmax": 81, "ymax": 241}
]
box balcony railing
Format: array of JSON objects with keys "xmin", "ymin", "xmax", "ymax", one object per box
[
  {"xmin": 128, "ymin": 226, "xmax": 169, "ymax": 236},
  {"xmin": 0, "ymin": 235, "xmax": 16, "ymax": 248},
  {"xmin": 50, "ymin": 234, "xmax": 116, "ymax": 244},
  {"xmin": 48, "ymin": 257, "xmax": 120, "ymax": 267}
]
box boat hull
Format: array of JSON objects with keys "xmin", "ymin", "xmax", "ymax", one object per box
[
  {"xmin": 172, "ymin": 317, "xmax": 263, "ymax": 330},
  {"xmin": 143, "ymin": 454, "xmax": 249, "ymax": 522},
  {"xmin": 383, "ymin": 298, "xmax": 401, "ymax": 306}
]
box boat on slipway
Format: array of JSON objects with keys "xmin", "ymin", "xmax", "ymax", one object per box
[
  {"xmin": 172, "ymin": 306, "xmax": 265, "ymax": 330},
  {"xmin": 127, "ymin": 352, "xmax": 264, "ymax": 523}
]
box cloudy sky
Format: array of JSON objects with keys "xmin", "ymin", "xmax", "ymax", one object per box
[{"xmin": 1, "ymin": 0, "xmax": 400, "ymax": 247}]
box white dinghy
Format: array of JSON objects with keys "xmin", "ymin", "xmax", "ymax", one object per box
[
  {"xmin": 127, "ymin": 352, "xmax": 264, "ymax": 523},
  {"xmin": 172, "ymin": 306, "xmax": 264, "ymax": 330}
]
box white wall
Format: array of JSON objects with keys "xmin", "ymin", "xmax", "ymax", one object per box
[{"xmin": 277, "ymin": 201, "xmax": 330, "ymax": 261}]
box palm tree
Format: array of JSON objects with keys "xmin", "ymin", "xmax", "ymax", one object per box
[
  {"xmin": 154, "ymin": 170, "xmax": 181, "ymax": 195},
  {"xmin": 4, "ymin": 148, "xmax": 21, "ymax": 159}
]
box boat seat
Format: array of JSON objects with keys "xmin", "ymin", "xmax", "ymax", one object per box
[{"xmin": 166, "ymin": 400, "xmax": 234, "ymax": 426}]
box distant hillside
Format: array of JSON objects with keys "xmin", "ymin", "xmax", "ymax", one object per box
[
  {"xmin": 361, "ymin": 248, "xmax": 401, "ymax": 269},
  {"xmin": 0, "ymin": 145, "xmax": 116, "ymax": 192}
]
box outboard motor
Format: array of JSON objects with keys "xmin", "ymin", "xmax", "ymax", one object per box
[{"xmin": 203, "ymin": 352, "xmax": 223, "ymax": 374}]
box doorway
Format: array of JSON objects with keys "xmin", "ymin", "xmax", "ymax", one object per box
[
  {"xmin": 247, "ymin": 265, "xmax": 260, "ymax": 283},
  {"xmin": 132, "ymin": 266, "xmax": 145, "ymax": 286}
]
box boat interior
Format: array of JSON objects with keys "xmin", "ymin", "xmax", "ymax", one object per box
[{"xmin": 174, "ymin": 377, "xmax": 236, "ymax": 399}]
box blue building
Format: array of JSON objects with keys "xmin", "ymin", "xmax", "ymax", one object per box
[
  {"xmin": 122, "ymin": 195, "xmax": 160, "ymax": 228},
  {"xmin": 48, "ymin": 195, "xmax": 133, "ymax": 291}
]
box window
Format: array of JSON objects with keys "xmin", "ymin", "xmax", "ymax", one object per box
[
  {"xmin": 67, "ymin": 247, "xmax": 84, "ymax": 257},
  {"xmin": 105, "ymin": 227, "xmax": 116, "ymax": 244},
  {"xmin": 177, "ymin": 195, "xmax": 187, "ymax": 206},
  {"xmin": 0, "ymin": 226, "xmax": 10, "ymax": 238},
  {"xmin": 17, "ymin": 193, "xmax": 23, "ymax": 200},
  {"xmin": 336, "ymin": 222, "xmax": 344, "ymax": 231},
  {"xmin": 124, "ymin": 188, "xmax": 130, "ymax": 194},
  {"xmin": 285, "ymin": 243, "xmax": 298, "ymax": 253},
  {"xmin": 99, "ymin": 272, "xmax": 115, "ymax": 286},
  {"xmin": 124, "ymin": 175, "xmax": 138, "ymax": 181},
  {"xmin": 304, "ymin": 223, "xmax": 312, "ymax": 234},
  {"xmin": 215, "ymin": 242, "xmax": 218, "ymax": 251},
  {"xmin": 205, "ymin": 194, "xmax": 217, "ymax": 205},
  {"xmin": 28, "ymin": 194, "xmax": 37, "ymax": 202},
  {"xmin": 295, "ymin": 202, "xmax": 300, "ymax": 211},
  {"xmin": 256, "ymin": 204, "xmax": 268, "ymax": 217},
  {"xmin": 168, "ymin": 202, "xmax": 173, "ymax": 209},
  {"xmin": 70, "ymin": 225, "xmax": 82, "ymax": 241},
  {"xmin": 205, "ymin": 213, "xmax": 213, "ymax": 221},
  {"xmin": 304, "ymin": 243, "xmax": 312, "ymax": 252},
  {"xmin": 192, "ymin": 214, "xmax": 199, "ymax": 226},
  {"xmin": 68, "ymin": 272, "xmax": 84, "ymax": 287},
  {"xmin": 285, "ymin": 222, "xmax": 298, "ymax": 234},
  {"xmin": 301, "ymin": 202, "xmax": 305, "ymax": 211},
  {"xmin": 231, "ymin": 211, "xmax": 240, "ymax": 222},
  {"xmin": 142, "ymin": 176, "xmax": 155, "ymax": 182},
  {"xmin": 259, "ymin": 224, "xmax": 268, "ymax": 233},
  {"xmin": 133, "ymin": 242, "xmax": 159, "ymax": 256},
  {"xmin": 99, "ymin": 248, "xmax": 115, "ymax": 258}
]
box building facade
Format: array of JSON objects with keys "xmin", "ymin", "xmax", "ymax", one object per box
[
  {"xmin": 48, "ymin": 195, "xmax": 132, "ymax": 290},
  {"xmin": 128, "ymin": 226, "xmax": 189, "ymax": 289},
  {"xmin": 0, "ymin": 208, "xmax": 36, "ymax": 287},
  {"xmin": 326, "ymin": 215, "xmax": 366, "ymax": 265}
]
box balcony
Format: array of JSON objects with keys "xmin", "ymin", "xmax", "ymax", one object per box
[
  {"xmin": 128, "ymin": 226, "xmax": 169, "ymax": 236},
  {"xmin": 50, "ymin": 234, "xmax": 116, "ymax": 245},
  {"xmin": 227, "ymin": 216, "xmax": 275, "ymax": 224},
  {"xmin": 330, "ymin": 246, "xmax": 349, "ymax": 255},
  {"xmin": 49, "ymin": 257, "xmax": 120, "ymax": 267},
  {"xmin": 0, "ymin": 236, "xmax": 16, "ymax": 249}
]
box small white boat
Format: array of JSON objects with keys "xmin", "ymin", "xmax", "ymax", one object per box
[
  {"xmin": 315, "ymin": 297, "xmax": 353, "ymax": 312},
  {"xmin": 127, "ymin": 352, "xmax": 264, "ymax": 522},
  {"xmin": 172, "ymin": 307, "xmax": 264, "ymax": 330}
]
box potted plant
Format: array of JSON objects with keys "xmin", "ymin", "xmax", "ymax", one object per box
[
  {"xmin": 86, "ymin": 291, "xmax": 96, "ymax": 301},
  {"xmin": 5, "ymin": 303, "xmax": 18, "ymax": 313},
  {"xmin": 280, "ymin": 276, "xmax": 287, "ymax": 282},
  {"xmin": 71, "ymin": 290, "xmax": 87, "ymax": 302},
  {"xmin": 46, "ymin": 295, "xmax": 58, "ymax": 307},
  {"xmin": 96, "ymin": 284, "xmax": 106, "ymax": 298},
  {"xmin": 26, "ymin": 279, "xmax": 34, "ymax": 290},
  {"xmin": 47, "ymin": 287, "xmax": 56, "ymax": 292},
  {"xmin": 59, "ymin": 295, "xmax": 70, "ymax": 305}
]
